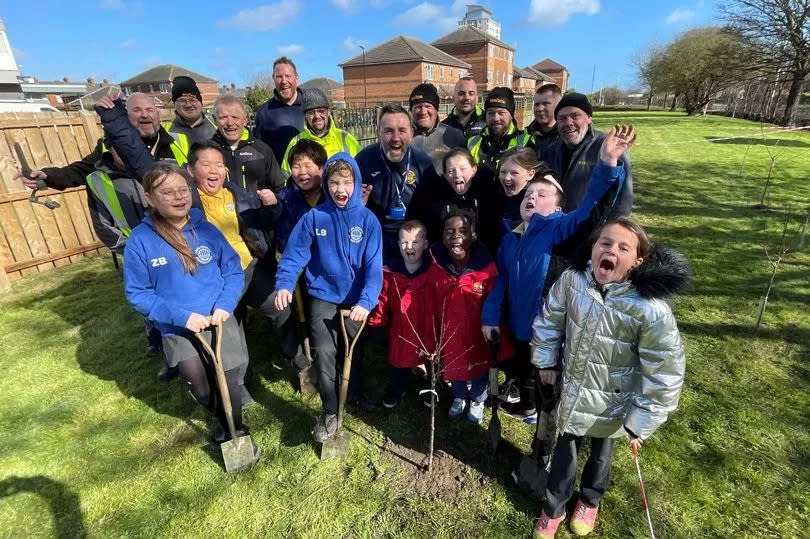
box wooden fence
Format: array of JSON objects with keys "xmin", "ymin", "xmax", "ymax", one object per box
[{"xmin": 0, "ymin": 111, "xmax": 111, "ymax": 290}]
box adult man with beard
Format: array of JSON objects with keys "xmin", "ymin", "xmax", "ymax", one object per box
[
  {"xmin": 211, "ymin": 95, "xmax": 285, "ymax": 194},
  {"xmin": 163, "ymin": 75, "xmax": 217, "ymax": 144},
  {"xmin": 355, "ymin": 104, "xmax": 438, "ymax": 265},
  {"xmin": 253, "ymin": 56, "xmax": 305, "ymax": 163},
  {"xmin": 526, "ymin": 82, "xmax": 562, "ymax": 157},
  {"xmin": 409, "ymin": 83, "xmax": 465, "ymax": 174},
  {"xmin": 467, "ymin": 87, "xmax": 533, "ymax": 178},
  {"xmin": 541, "ymin": 92, "xmax": 632, "ymax": 220},
  {"xmin": 442, "ymin": 76, "xmax": 486, "ymax": 138}
]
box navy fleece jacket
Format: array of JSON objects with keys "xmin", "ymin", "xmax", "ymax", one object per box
[
  {"xmin": 123, "ymin": 208, "xmax": 244, "ymax": 336},
  {"xmin": 481, "ymin": 161, "xmax": 624, "ymax": 341},
  {"xmin": 275, "ymin": 153, "xmax": 383, "ymax": 311}
]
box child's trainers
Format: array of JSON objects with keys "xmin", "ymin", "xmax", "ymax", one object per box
[
  {"xmin": 382, "ymin": 389, "xmax": 404, "ymax": 409},
  {"xmin": 448, "ymin": 398, "xmax": 466, "ymax": 419},
  {"xmin": 534, "ymin": 511, "xmax": 564, "ymax": 539},
  {"xmin": 467, "ymin": 400, "xmax": 485, "ymax": 424},
  {"xmin": 498, "ymin": 378, "xmax": 520, "ymax": 404},
  {"xmin": 569, "ymin": 498, "xmax": 599, "ymax": 536}
]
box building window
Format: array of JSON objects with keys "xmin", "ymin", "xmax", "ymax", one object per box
[
  {"xmin": 487, "ymin": 71, "xmax": 493, "ymax": 83},
  {"xmin": 123, "ymin": 86, "xmax": 132, "ymax": 96},
  {"xmin": 159, "ymin": 83, "xmax": 169, "ymax": 93},
  {"xmin": 489, "ymin": 44, "xmax": 494, "ymax": 57},
  {"xmin": 439, "ymin": 66, "xmax": 444, "ymax": 79},
  {"xmin": 425, "ymin": 64, "xmax": 434, "ymax": 81},
  {"xmin": 507, "ymin": 74, "xmax": 513, "ymax": 86}
]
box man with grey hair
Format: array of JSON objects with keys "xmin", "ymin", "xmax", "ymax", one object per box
[{"xmin": 211, "ymin": 94, "xmax": 285, "ymax": 193}]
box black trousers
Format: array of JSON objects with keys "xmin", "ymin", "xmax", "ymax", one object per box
[
  {"xmin": 308, "ymin": 297, "xmax": 364, "ymax": 415},
  {"xmin": 543, "ymin": 433, "xmax": 616, "ymax": 518}
]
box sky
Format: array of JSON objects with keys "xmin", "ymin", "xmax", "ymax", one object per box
[{"xmin": 2, "ymin": 0, "xmax": 716, "ymax": 92}]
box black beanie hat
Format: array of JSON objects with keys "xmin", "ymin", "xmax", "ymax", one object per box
[
  {"xmin": 555, "ymin": 92, "xmax": 593, "ymax": 119},
  {"xmin": 171, "ymin": 75, "xmax": 202, "ymax": 103},
  {"xmin": 409, "ymin": 83, "xmax": 440, "ymax": 110},
  {"xmin": 485, "ymin": 87, "xmax": 515, "ymax": 117}
]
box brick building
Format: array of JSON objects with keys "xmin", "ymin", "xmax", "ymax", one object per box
[
  {"xmin": 432, "ymin": 25, "xmax": 515, "ymax": 93},
  {"xmin": 530, "ymin": 58, "xmax": 569, "ymax": 92},
  {"xmin": 120, "ymin": 65, "xmax": 219, "ymax": 105},
  {"xmin": 512, "ymin": 67, "xmax": 537, "ymax": 95},
  {"xmin": 339, "ymin": 35, "xmax": 470, "ymax": 107}
]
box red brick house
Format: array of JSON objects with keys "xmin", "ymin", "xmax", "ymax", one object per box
[
  {"xmin": 432, "ymin": 25, "xmax": 515, "ymax": 93},
  {"xmin": 530, "ymin": 59, "xmax": 569, "ymax": 92},
  {"xmin": 120, "ymin": 65, "xmax": 219, "ymax": 105}
]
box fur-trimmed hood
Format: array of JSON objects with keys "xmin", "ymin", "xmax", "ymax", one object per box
[{"xmin": 572, "ymin": 243, "xmax": 691, "ymax": 300}]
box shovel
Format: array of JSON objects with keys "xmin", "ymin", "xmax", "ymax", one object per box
[
  {"xmin": 294, "ymin": 284, "xmax": 317, "ymax": 395},
  {"xmin": 486, "ymin": 331, "xmax": 502, "ymax": 455},
  {"xmin": 195, "ymin": 323, "xmax": 261, "ymax": 472},
  {"xmin": 15, "ymin": 143, "xmax": 60, "ymax": 210},
  {"xmin": 515, "ymin": 376, "xmax": 557, "ymax": 499},
  {"xmin": 321, "ymin": 309, "xmax": 366, "ymax": 460}
]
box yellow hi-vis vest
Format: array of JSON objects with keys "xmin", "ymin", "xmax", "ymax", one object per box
[
  {"xmin": 85, "ymin": 170, "xmax": 133, "ymax": 237},
  {"xmin": 467, "ymin": 123, "xmax": 532, "ymax": 168},
  {"xmin": 280, "ymin": 119, "xmax": 361, "ymax": 172},
  {"xmin": 101, "ymin": 131, "xmax": 189, "ymax": 166}
]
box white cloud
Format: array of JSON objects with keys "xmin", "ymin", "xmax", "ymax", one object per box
[
  {"xmin": 527, "ymin": 0, "xmax": 599, "ymax": 26},
  {"xmin": 665, "ymin": 8, "xmax": 696, "ymax": 24},
  {"xmin": 392, "ymin": 1, "xmax": 466, "ymax": 33},
  {"xmin": 118, "ymin": 39, "xmax": 136, "ymax": 49},
  {"xmin": 342, "ymin": 36, "xmax": 366, "ymax": 51},
  {"xmin": 216, "ymin": 0, "xmax": 301, "ymax": 32},
  {"xmin": 276, "ymin": 44, "xmax": 305, "ymax": 56},
  {"xmin": 329, "ymin": 0, "xmax": 358, "ymax": 10}
]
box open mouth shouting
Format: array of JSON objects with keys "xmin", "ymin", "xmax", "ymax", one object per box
[
  {"xmin": 202, "ymin": 175, "xmax": 222, "ymax": 193},
  {"xmin": 595, "ymin": 256, "xmax": 617, "ymax": 281},
  {"xmin": 333, "ymin": 192, "xmax": 349, "ymax": 206}
]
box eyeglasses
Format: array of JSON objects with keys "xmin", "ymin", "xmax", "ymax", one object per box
[
  {"xmin": 176, "ymin": 98, "xmax": 199, "ymax": 106},
  {"xmin": 154, "ymin": 187, "xmax": 191, "ymax": 200}
]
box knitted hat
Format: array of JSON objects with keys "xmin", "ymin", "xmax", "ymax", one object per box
[
  {"xmin": 485, "ymin": 87, "xmax": 515, "ymax": 117},
  {"xmin": 554, "ymin": 92, "xmax": 593, "ymax": 118},
  {"xmin": 171, "ymin": 76, "xmax": 202, "ymax": 103},
  {"xmin": 302, "ymin": 88, "xmax": 330, "ymax": 112},
  {"xmin": 409, "ymin": 83, "xmax": 440, "ymax": 110}
]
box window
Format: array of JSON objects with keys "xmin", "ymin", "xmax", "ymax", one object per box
[
  {"xmin": 439, "ymin": 66, "xmax": 444, "ymax": 79},
  {"xmin": 507, "ymin": 74, "xmax": 513, "ymax": 86},
  {"xmin": 487, "ymin": 71, "xmax": 493, "ymax": 83},
  {"xmin": 489, "ymin": 44, "xmax": 494, "ymax": 57},
  {"xmin": 425, "ymin": 64, "xmax": 434, "ymax": 81},
  {"xmin": 159, "ymin": 83, "xmax": 169, "ymax": 93},
  {"xmin": 123, "ymin": 86, "xmax": 132, "ymax": 96},
  {"xmin": 459, "ymin": 69, "xmax": 467, "ymax": 78}
]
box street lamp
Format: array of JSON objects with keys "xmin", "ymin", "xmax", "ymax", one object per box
[{"xmin": 359, "ymin": 44, "xmax": 368, "ymax": 108}]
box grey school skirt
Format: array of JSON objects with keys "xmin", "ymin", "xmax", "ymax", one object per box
[{"xmin": 162, "ymin": 316, "xmax": 249, "ymax": 371}]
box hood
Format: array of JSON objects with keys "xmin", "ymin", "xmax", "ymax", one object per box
[
  {"xmin": 572, "ymin": 243, "xmax": 691, "ymax": 299},
  {"xmin": 143, "ymin": 207, "xmax": 204, "ymax": 232},
  {"xmin": 322, "ymin": 152, "xmax": 364, "ymax": 211},
  {"xmin": 430, "ymin": 241, "xmax": 491, "ymax": 276}
]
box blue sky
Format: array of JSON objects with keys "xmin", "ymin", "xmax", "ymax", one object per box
[{"xmin": 3, "ymin": 0, "xmax": 716, "ymax": 91}]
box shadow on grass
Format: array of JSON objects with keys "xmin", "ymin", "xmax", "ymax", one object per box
[
  {"xmin": 706, "ymin": 136, "xmax": 810, "ymax": 147},
  {"xmin": 0, "ymin": 475, "xmax": 87, "ymax": 539}
]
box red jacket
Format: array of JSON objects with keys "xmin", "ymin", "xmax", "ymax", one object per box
[
  {"xmin": 368, "ymin": 257, "xmax": 434, "ymax": 368},
  {"xmin": 426, "ymin": 243, "xmax": 512, "ymax": 382}
]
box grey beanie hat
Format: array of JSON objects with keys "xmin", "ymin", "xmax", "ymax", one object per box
[{"xmin": 302, "ymin": 88, "xmax": 330, "ymax": 112}]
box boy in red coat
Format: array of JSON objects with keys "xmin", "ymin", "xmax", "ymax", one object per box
[
  {"xmin": 426, "ymin": 209, "xmax": 505, "ymax": 424},
  {"xmin": 369, "ymin": 220, "xmax": 435, "ymax": 408}
]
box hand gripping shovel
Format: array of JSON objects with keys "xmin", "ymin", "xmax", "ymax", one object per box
[
  {"xmin": 15, "ymin": 143, "xmax": 60, "ymax": 210},
  {"xmin": 321, "ymin": 310, "xmax": 366, "ymax": 460},
  {"xmin": 486, "ymin": 331, "xmax": 502, "ymax": 455},
  {"xmin": 195, "ymin": 323, "xmax": 260, "ymax": 472}
]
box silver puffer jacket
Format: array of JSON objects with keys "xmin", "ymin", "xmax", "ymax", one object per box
[{"xmin": 531, "ymin": 244, "xmax": 689, "ymax": 440}]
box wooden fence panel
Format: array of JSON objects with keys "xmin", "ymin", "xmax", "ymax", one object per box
[{"xmin": 0, "ymin": 112, "xmax": 109, "ymax": 288}]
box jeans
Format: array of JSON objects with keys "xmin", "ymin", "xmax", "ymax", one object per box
[
  {"xmin": 543, "ymin": 433, "xmax": 616, "ymax": 518},
  {"xmin": 450, "ymin": 372, "xmax": 488, "ymax": 404}
]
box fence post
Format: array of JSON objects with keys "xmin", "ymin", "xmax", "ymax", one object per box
[{"xmin": 80, "ymin": 112, "xmax": 101, "ymax": 146}]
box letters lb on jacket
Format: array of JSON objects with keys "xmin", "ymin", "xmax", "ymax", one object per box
[
  {"xmin": 531, "ymin": 244, "xmax": 689, "ymax": 441},
  {"xmin": 368, "ymin": 255, "xmax": 435, "ymax": 368},
  {"xmin": 274, "ymin": 153, "xmax": 383, "ymax": 312},
  {"xmin": 123, "ymin": 208, "xmax": 244, "ymax": 336},
  {"xmin": 425, "ymin": 242, "xmax": 513, "ymax": 382}
]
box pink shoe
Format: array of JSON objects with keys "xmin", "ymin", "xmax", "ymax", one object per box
[
  {"xmin": 534, "ymin": 511, "xmax": 564, "ymax": 539},
  {"xmin": 570, "ymin": 498, "xmax": 599, "ymax": 536}
]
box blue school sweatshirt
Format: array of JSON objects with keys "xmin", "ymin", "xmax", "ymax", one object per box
[
  {"xmin": 123, "ymin": 208, "xmax": 244, "ymax": 336},
  {"xmin": 481, "ymin": 161, "xmax": 625, "ymax": 341},
  {"xmin": 275, "ymin": 153, "xmax": 384, "ymax": 311}
]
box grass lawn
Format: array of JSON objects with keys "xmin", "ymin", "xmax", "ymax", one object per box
[{"xmin": 1, "ymin": 111, "xmax": 809, "ymax": 538}]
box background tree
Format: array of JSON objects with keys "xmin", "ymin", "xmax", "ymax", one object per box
[
  {"xmin": 722, "ymin": 0, "xmax": 810, "ymax": 125},
  {"xmin": 243, "ymin": 72, "xmax": 274, "ymax": 115},
  {"xmin": 634, "ymin": 44, "xmax": 668, "ymax": 111}
]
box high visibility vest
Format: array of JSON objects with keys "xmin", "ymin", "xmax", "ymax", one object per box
[
  {"xmin": 85, "ymin": 171, "xmax": 133, "ymax": 237},
  {"xmin": 468, "ymin": 129, "xmax": 532, "ymax": 168},
  {"xmin": 281, "ymin": 121, "xmax": 361, "ymax": 172},
  {"xmin": 101, "ymin": 132, "xmax": 188, "ymax": 166}
]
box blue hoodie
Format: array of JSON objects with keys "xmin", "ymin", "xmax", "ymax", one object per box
[
  {"xmin": 123, "ymin": 208, "xmax": 244, "ymax": 336},
  {"xmin": 275, "ymin": 153, "xmax": 383, "ymax": 311},
  {"xmin": 481, "ymin": 161, "xmax": 624, "ymax": 341}
]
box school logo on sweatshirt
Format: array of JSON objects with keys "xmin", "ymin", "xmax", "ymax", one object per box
[
  {"xmin": 349, "ymin": 226, "xmax": 363, "ymax": 243},
  {"xmin": 195, "ymin": 246, "xmax": 213, "ymax": 264},
  {"xmin": 225, "ymin": 202, "xmax": 235, "ymax": 213},
  {"xmin": 405, "ymin": 170, "xmax": 416, "ymax": 185},
  {"xmin": 472, "ymin": 282, "xmax": 484, "ymax": 295}
]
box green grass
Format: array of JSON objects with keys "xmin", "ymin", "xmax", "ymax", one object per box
[{"xmin": 1, "ymin": 111, "xmax": 809, "ymax": 538}]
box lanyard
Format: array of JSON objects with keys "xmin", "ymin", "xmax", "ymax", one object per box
[{"xmin": 379, "ymin": 145, "xmax": 411, "ymax": 200}]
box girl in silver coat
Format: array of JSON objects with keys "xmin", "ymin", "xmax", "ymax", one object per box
[{"xmin": 531, "ymin": 217, "xmax": 688, "ymax": 538}]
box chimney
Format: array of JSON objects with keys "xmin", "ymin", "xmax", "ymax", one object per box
[
  {"xmin": 63, "ymin": 76, "xmax": 70, "ymax": 82},
  {"xmin": 231, "ymin": 82, "xmax": 236, "ymax": 90},
  {"xmin": 87, "ymin": 76, "xmax": 96, "ymax": 86},
  {"xmin": 102, "ymin": 78, "xmax": 109, "ymax": 87}
]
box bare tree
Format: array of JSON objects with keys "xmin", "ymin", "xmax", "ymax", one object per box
[
  {"xmin": 722, "ymin": 0, "xmax": 810, "ymax": 125},
  {"xmin": 634, "ymin": 44, "xmax": 668, "ymax": 111}
]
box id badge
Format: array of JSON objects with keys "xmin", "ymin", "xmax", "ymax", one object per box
[{"xmin": 389, "ymin": 197, "xmax": 406, "ymax": 220}]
